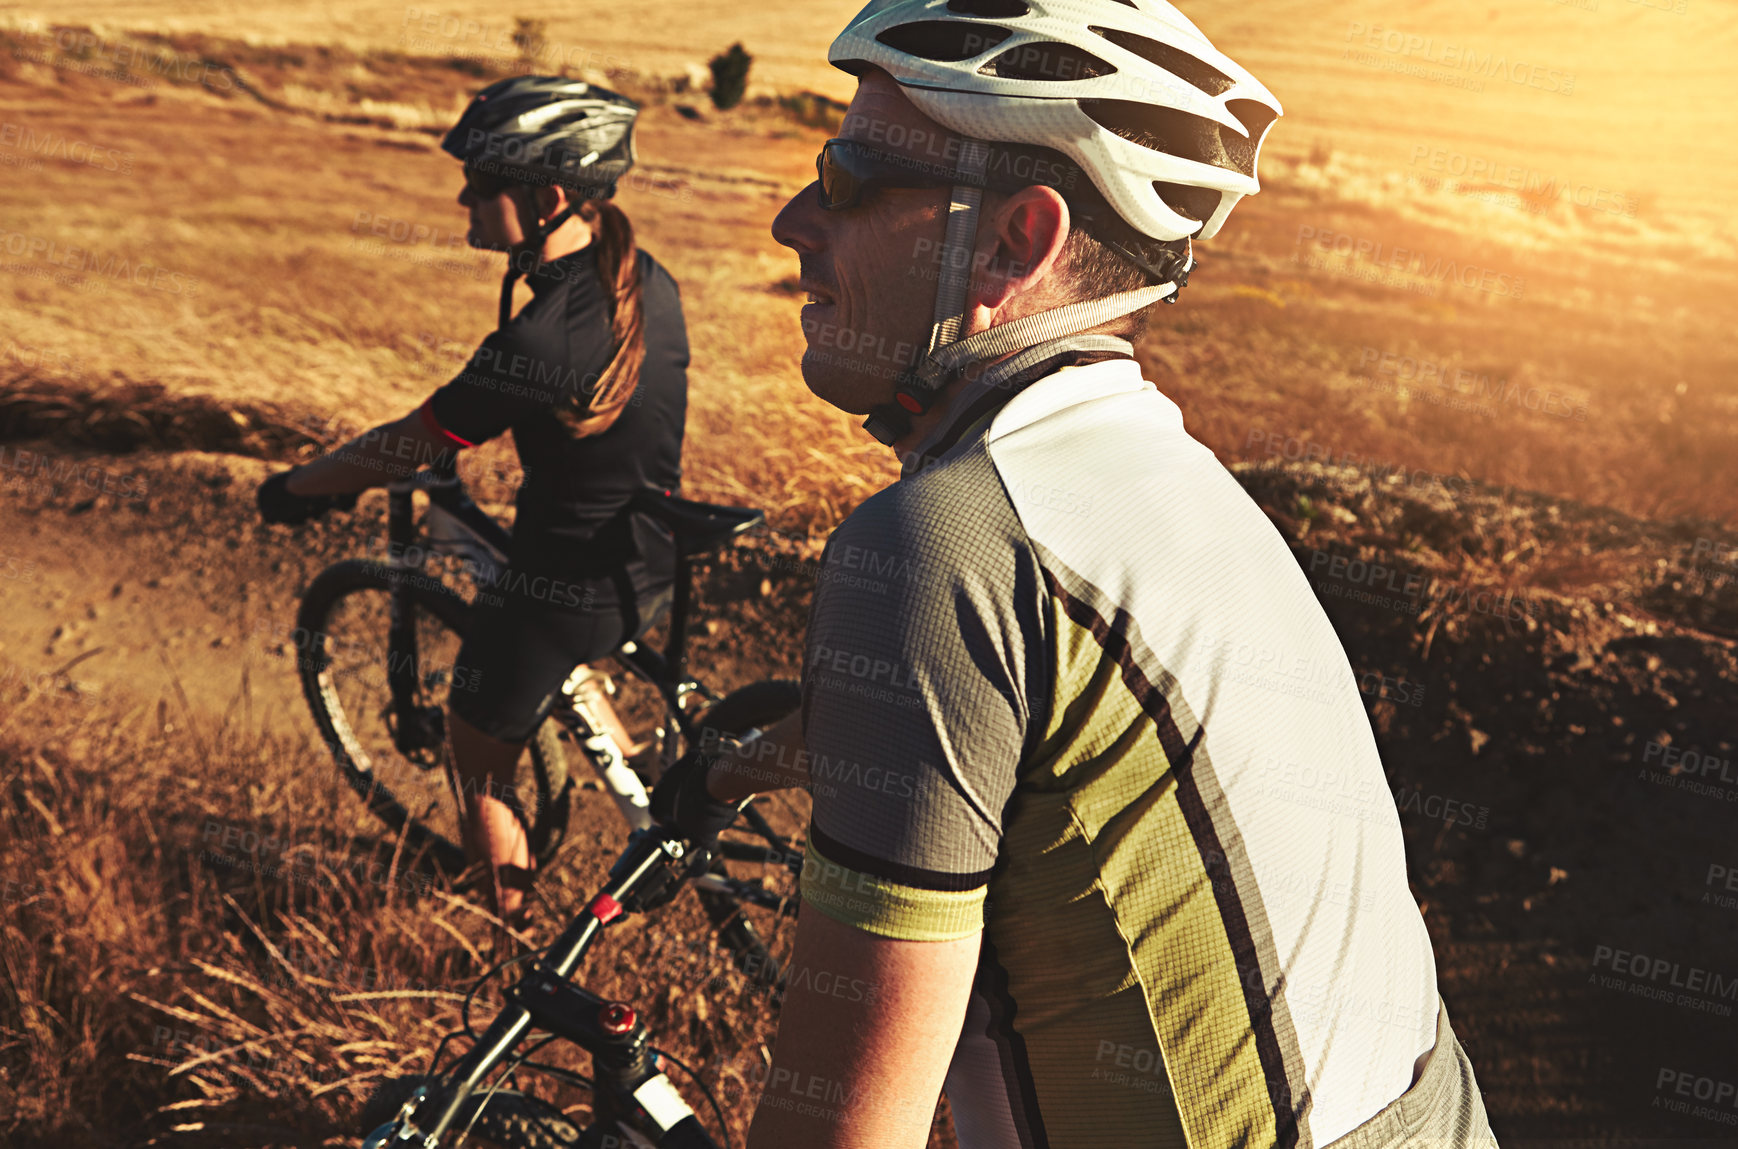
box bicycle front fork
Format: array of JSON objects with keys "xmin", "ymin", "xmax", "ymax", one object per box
[{"xmin": 563, "ymin": 666, "xmax": 654, "ymax": 830}]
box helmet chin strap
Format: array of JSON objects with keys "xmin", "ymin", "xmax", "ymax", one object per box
[
  {"xmin": 497, "ymin": 203, "xmax": 578, "ymax": 329},
  {"xmin": 862, "ymin": 137, "xmax": 1192, "ymax": 447}
]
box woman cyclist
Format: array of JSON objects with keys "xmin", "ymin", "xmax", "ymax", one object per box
[{"xmin": 257, "ymin": 76, "xmax": 689, "ymax": 930}]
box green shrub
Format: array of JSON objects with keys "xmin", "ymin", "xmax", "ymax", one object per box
[{"xmin": 709, "ymin": 42, "xmax": 752, "ymax": 111}]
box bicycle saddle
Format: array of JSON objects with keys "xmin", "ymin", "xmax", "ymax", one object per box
[{"xmin": 628, "ymin": 489, "xmax": 764, "ymax": 557}]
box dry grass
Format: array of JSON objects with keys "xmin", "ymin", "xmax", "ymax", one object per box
[
  {"xmin": 1152, "ymin": 166, "xmax": 1738, "ymax": 524},
  {"xmin": 0, "ymin": 673, "xmax": 816, "ymax": 1148},
  {"xmin": 1, "ymin": 25, "xmax": 1732, "ymax": 536}
]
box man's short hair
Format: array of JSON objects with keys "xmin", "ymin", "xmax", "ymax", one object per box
[{"xmin": 1058, "ymin": 228, "xmax": 1162, "ymax": 342}]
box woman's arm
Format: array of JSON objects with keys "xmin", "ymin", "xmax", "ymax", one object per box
[{"xmin": 286, "ymin": 407, "xmax": 463, "ymax": 496}]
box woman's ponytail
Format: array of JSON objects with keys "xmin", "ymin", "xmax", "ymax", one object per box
[{"xmin": 559, "ymin": 198, "xmax": 646, "ymax": 437}]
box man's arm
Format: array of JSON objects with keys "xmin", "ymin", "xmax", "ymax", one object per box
[
  {"xmin": 732, "ymin": 483, "xmax": 1034, "ymax": 1147},
  {"xmin": 748, "ymin": 907, "xmax": 979, "ymax": 1149},
  {"xmin": 286, "ymin": 408, "xmax": 461, "ymax": 496}
]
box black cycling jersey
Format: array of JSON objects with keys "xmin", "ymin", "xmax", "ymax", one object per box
[{"xmin": 426, "ymin": 244, "xmax": 688, "ymax": 601}]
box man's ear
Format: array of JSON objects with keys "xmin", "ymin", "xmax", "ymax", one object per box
[{"xmin": 973, "ymin": 186, "xmax": 1072, "ymax": 314}]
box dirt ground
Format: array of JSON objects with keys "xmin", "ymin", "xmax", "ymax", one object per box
[{"xmin": 2, "ymin": 7, "xmax": 1736, "ymax": 1148}]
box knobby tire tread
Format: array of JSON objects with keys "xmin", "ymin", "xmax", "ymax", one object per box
[{"xmin": 360, "ymin": 1075, "xmax": 583, "ymax": 1148}]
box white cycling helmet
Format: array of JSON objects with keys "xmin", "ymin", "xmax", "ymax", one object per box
[
  {"xmin": 828, "ymin": 0, "xmax": 1282, "ymax": 447},
  {"xmin": 828, "ymin": 0, "xmax": 1282, "ymax": 243}
]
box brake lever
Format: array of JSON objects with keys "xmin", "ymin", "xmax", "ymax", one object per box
[{"xmin": 616, "ymin": 833, "xmax": 725, "ymax": 915}]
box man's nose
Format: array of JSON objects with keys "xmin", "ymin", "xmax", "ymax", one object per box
[
  {"xmin": 771, "ymin": 181, "xmax": 825, "ymax": 254},
  {"xmin": 457, "ymin": 184, "xmax": 474, "ymax": 208}
]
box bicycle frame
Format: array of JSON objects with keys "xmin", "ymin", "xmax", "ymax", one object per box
[
  {"xmin": 377, "ymin": 461, "xmax": 791, "ymax": 848},
  {"xmin": 363, "ymin": 827, "xmax": 727, "ymax": 1149},
  {"xmin": 339, "ymin": 468, "xmax": 806, "ymax": 1142}
]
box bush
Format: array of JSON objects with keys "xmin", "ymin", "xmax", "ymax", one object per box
[
  {"xmin": 708, "ymin": 42, "xmax": 752, "ymax": 111},
  {"xmin": 512, "ymin": 17, "xmax": 546, "ymax": 69}
]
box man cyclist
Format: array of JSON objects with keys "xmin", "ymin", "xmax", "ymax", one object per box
[
  {"xmin": 258, "ymin": 77, "xmax": 689, "ymax": 929},
  {"xmin": 652, "ymin": 2, "xmax": 1499, "ymax": 1147}
]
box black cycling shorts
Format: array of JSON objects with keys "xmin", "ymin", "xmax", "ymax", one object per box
[{"xmin": 448, "ymin": 573, "xmax": 670, "ymax": 744}]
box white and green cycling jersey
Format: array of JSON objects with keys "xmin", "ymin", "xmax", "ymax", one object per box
[{"xmin": 799, "ymin": 357, "xmax": 1497, "ymax": 1149}]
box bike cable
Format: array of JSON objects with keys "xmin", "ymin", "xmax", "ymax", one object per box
[
  {"xmin": 462, "ymin": 950, "xmax": 543, "ymax": 1042},
  {"xmin": 499, "ymin": 1054, "xmax": 591, "ymax": 1094},
  {"xmin": 651, "ymin": 1046, "xmax": 733, "ymax": 1149},
  {"xmin": 453, "ymin": 1033, "xmax": 561, "ymax": 1148}
]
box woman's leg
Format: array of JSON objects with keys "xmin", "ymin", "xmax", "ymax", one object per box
[
  {"xmin": 446, "ymin": 711, "xmax": 534, "ymax": 924},
  {"xmin": 446, "ymin": 574, "xmax": 638, "ymax": 927}
]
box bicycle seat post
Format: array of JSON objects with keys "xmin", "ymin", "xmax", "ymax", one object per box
[{"xmin": 623, "ymin": 489, "xmax": 766, "ymax": 689}]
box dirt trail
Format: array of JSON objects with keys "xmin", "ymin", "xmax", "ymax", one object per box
[
  {"xmin": 0, "ymin": 446, "xmax": 810, "ymax": 736},
  {"xmin": 0, "ymin": 453, "xmax": 304, "ymax": 730}
]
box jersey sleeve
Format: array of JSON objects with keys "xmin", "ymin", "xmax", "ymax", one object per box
[
  {"xmin": 426, "ymin": 288, "xmax": 611, "ymax": 445},
  {"xmin": 799, "ymin": 452, "xmax": 1049, "ymax": 942},
  {"xmin": 425, "ymin": 327, "xmax": 545, "ymax": 446}
]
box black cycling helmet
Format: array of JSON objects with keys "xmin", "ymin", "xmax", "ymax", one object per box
[
  {"xmin": 445, "ymin": 76, "xmax": 642, "ymax": 328},
  {"xmin": 442, "ymin": 75, "xmax": 639, "ymax": 195}
]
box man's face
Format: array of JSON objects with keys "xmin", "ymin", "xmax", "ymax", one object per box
[{"xmin": 770, "ymin": 72, "xmax": 957, "ymax": 415}]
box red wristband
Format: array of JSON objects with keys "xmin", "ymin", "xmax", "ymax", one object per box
[{"xmin": 418, "ymin": 397, "xmax": 476, "ymax": 448}]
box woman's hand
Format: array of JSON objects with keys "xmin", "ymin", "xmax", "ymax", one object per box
[{"xmin": 256, "ymin": 469, "xmax": 358, "ymax": 525}]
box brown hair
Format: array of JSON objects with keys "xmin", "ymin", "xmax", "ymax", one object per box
[
  {"xmin": 556, "ymin": 198, "xmax": 646, "ymax": 436},
  {"xmin": 1058, "ymin": 228, "xmax": 1162, "ymax": 342}
]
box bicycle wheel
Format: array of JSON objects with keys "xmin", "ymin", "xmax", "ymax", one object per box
[
  {"xmin": 360, "ymin": 1075, "xmax": 582, "ymax": 1148},
  {"xmin": 688, "ymin": 680, "xmax": 805, "ymax": 992},
  {"xmin": 296, "ymin": 560, "xmax": 571, "ymax": 876}
]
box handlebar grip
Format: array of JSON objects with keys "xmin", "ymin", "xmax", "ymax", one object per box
[{"xmin": 658, "ymin": 1115, "xmax": 723, "ymax": 1149}]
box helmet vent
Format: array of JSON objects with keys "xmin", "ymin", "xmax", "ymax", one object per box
[
  {"xmin": 1153, "ymin": 181, "xmax": 1219, "ymax": 226},
  {"xmin": 876, "ymin": 20, "xmax": 1011, "ymax": 62},
  {"xmin": 440, "ymin": 76, "xmax": 639, "ymax": 191},
  {"xmin": 946, "ymin": 0, "xmax": 1030, "ymax": 16},
  {"xmin": 1080, "ymin": 100, "xmax": 1262, "ymax": 178},
  {"xmin": 980, "ymin": 41, "xmax": 1116, "ymax": 81},
  {"xmin": 1221, "ymin": 98, "xmax": 1280, "ymax": 172},
  {"xmin": 1089, "ymin": 27, "xmax": 1235, "ymax": 96}
]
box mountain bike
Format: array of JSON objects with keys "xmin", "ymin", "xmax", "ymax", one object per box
[
  {"xmin": 292, "ymin": 455, "xmax": 804, "ymax": 980},
  {"xmin": 358, "ymin": 817, "xmax": 783, "ymax": 1148}
]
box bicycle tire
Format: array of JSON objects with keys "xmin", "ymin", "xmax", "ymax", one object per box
[
  {"xmin": 360, "ymin": 1075, "xmax": 583, "ymax": 1148},
  {"xmin": 295, "ymin": 560, "xmax": 572, "ymax": 876},
  {"xmin": 687, "ymin": 679, "xmax": 804, "ymax": 989}
]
